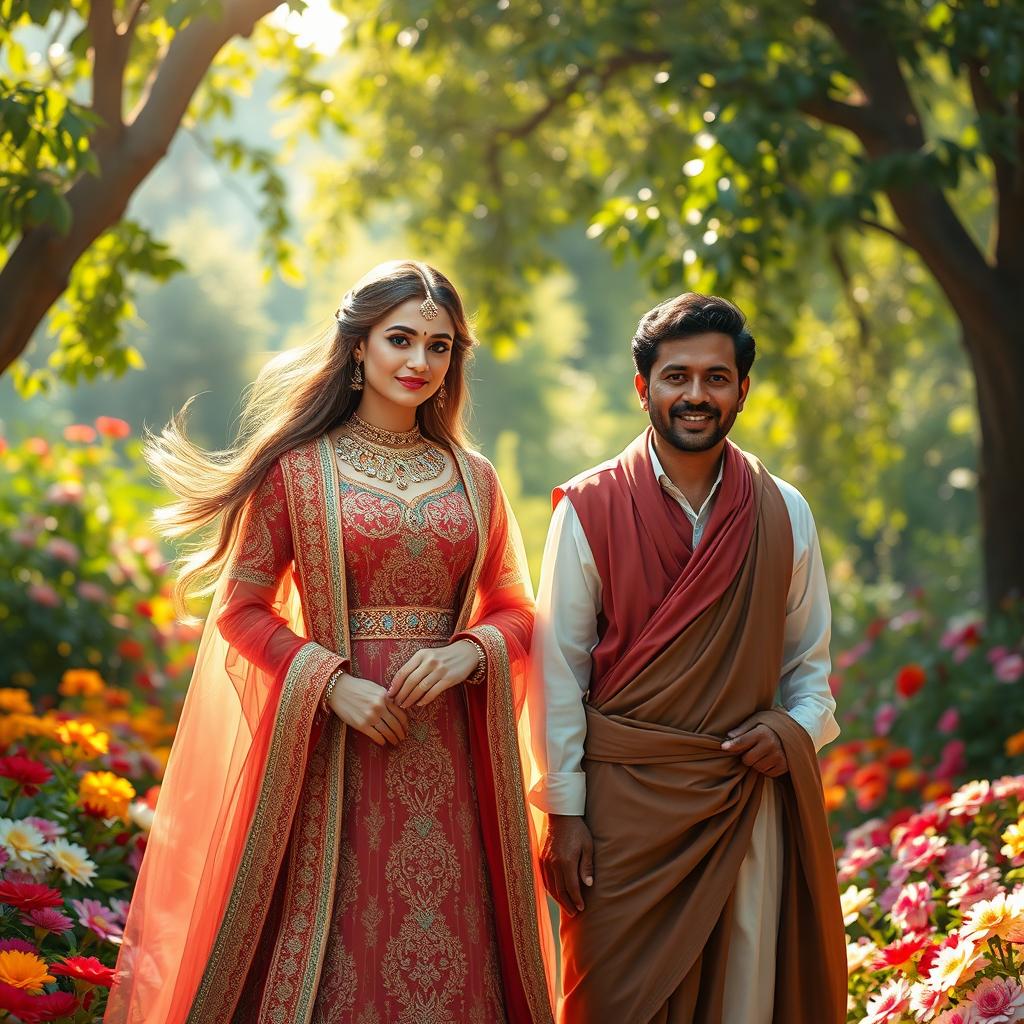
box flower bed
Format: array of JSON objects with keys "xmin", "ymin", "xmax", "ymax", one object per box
[
  {"xmin": 0, "ymin": 671, "xmax": 173, "ymax": 1021},
  {"xmin": 841, "ymin": 776, "xmax": 1024, "ymax": 1022}
]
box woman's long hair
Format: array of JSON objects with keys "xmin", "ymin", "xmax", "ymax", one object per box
[{"xmin": 146, "ymin": 260, "xmax": 477, "ymax": 613}]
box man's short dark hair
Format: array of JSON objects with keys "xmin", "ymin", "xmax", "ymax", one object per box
[{"xmin": 632, "ymin": 293, "xmax": 756, "ymax": 382}]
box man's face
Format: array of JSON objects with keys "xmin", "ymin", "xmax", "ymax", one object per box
[{"xmin": 635, "ymin": 332, "xmax": 749, "ymax": 452}]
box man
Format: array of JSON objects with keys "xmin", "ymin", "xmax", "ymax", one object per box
[{"xmin": 528, "ymin": 293, "xmax": 846, "ymax": 1023}]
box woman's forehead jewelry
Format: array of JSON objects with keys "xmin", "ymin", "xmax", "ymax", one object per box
[{"xmin": 419, "ymin": 296, "xmax": 440, "ymax": 321}]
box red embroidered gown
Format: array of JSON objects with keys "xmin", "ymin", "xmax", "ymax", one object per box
[{"xmin": 310, "ymin": 474, "xmax": 506, "ymax": 1024}]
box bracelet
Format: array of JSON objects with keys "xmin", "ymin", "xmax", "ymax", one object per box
[
  {"xmin": 320, "ymin": 670, "xmax": 342, "ymax": 714},
  {"xmin": 464, "ymin": 639, "xmax": 486, "ymax": 684}
]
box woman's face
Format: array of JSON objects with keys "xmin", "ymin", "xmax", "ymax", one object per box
[{"xmin": 355, "ymin": 297, "xmax": 456, "ymax": 410}]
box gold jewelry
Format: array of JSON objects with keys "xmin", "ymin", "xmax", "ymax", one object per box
[
  {"xmin": 464, "ymin": 639, "xmax": 486, "ymax": 684},
  {"xmin": 335, "ymin": 413, "xmax": 446, "ymax": 490},
  {"xmin": 435, "ymin": 383, "xmax": 447, "ymax": 409},
  {"xmin": 419, "ymin": 296, "xmax": 440, "ymax": 320},
  {"xmin": 350, "ymin": 361, "xmax": 364, "ymax": 391},
  {"xmin": 321, "ymin": 669, "xmax": 342, "ymax": 713}
]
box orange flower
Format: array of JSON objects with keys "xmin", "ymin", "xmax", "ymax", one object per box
[
  {"xmin": 94, "ymin": 416, "xmax": 131, "ymax": 439},
  {"xmin": 79, "ymin": 770, "xmax": 136, "ymax": 820},
  {"xmin": 1006, "ymin": 730, "xmax": 1024, "ymax": 758},
  {"xmin": 852, "ymin": 762, "xmax": 889, "ymax": 812},
  {"xmin": 55, "ymin": 720, "xmax": 110, "ymax": 758},
  {"xmin": 62, "ymin": 424, "xmax": 96, "ymax": 443},
  {"xmin": 59, "ymin": 669, "xmax": 106, "ymax": 698},
  {"xmin": 895, "ymin": 664, "xmax": 927, "ymax": 699},
  {"xmin": 0, "ymin": 949, "xmax": 55, "ymax": 993},
  {"xmin": 895, "ymin": 769, "xmax": 923, "ymax": 792},
  {"xmin": 0, "ymin": 688, "xmax": 33, "ymax": 715},
  {"xmin": 824, "ymin": 784, "xmax": 847, "ymax": 812},
  {"xmin": 923, "ymin": 780, "xmax": 953, "ymax": 802}
]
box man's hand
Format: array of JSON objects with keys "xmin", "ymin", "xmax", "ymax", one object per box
[
  {"xmin": 721, "ymin": 717, "xmax": 789, "ymax": 777},
  {"xmin": 540, "ymin": 814, "xmax": 594, "ymax": 917}
]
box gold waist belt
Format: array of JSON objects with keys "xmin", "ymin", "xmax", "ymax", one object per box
[{"xmin": 348, "ymin": 605, "xmax": 455, "ymax": 641}]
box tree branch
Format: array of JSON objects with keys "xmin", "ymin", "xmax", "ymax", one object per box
[
  {"xmin": 0, "ymin": 0, "xmax": 282, "ymax": 377},
  {"xmin": 856, "ymin": 217, "xmax": 912, "ymax": 248},
  {"xmin": 88, "ymin": 0, "xmax": 124, "ymax": 139}
]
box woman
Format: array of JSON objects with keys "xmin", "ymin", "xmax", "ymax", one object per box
[{"xmin": 105, "ymin": 261, "xmax": 555, "ymax": 1024}]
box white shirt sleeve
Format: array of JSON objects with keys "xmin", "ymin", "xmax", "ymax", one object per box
[
  {"xmin": 527, "ymin": 496, "xmax": 600, "ymax": 815},
  {"xmin": 774, "ymin": 479, "xmax": 841, "ymax": 752}
]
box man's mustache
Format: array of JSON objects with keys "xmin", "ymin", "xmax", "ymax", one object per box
[{"xmin": 671, "ymin": 403, "xmax": 719, "ymax": 418}]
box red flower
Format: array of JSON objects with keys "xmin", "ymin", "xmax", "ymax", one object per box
[
  {"xmin": 50, "ymin": 956, "xmax": 115, "ymax": 988},
  {"xmin": 94, "ymin": 416, "xmax": 131, "ymax": 439},
  {"xmin": 0, "ymin": 754, "xmax": 53, "ymax": 796},
  {"xmin": 0, "ymin": 880, "xmax": 63, "ymax": 912},
  {"xmin": 895, "ymin": 663, "xmax": 927, "ymax": 699},
  {"xmin": 874, "ymin": 933, "xmax": 930, "ymax": 970},
  {"xmin": 885, "ymin": 747, "xmax": 914, "ymax": 770},
  {"xmin": 117, "ymin": 639, "xmax": 145, "ymax": 660},
  {"xmin": 0, "ymin": 984, "xmax": 78, "ymax": 1022}
]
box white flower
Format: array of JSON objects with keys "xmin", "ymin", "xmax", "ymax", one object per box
[
  {"xmin": 0, "ymin": 817, "xmax": 48, "ymax": 870},
  {"xmin": 46, "ymin": 838, "xmax": 98, "ymax": 886},
  {"xmin": 129, "ymin": 800, "xmax": 154, "ymax": 833},
  {"xmin": 846, "ymin": 936, "xmax": 878, "ymax": 975},
  {"xmin": 840, "ymin": 884, "xmax": 875, "ymax": 926}
]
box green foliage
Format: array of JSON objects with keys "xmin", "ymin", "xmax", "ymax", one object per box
[{"xmin": 0, "ymin": 426, "xmax": 200, "ymax": 703}]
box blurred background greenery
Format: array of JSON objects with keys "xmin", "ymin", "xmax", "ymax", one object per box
[{"xmin": 3, "ymin": 0, "xmax": 1019, "ymax": 643}]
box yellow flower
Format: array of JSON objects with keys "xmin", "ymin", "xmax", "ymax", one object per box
[
  {"xmin": 0, "ymin": 950, "xmax": 55, "ymax": 993},
  {"xmin": 0, "ymin": 687, "xmax": 33, "ymax": 715},
  {"xmin": 59, "ymin": 668, "xmax": 106, "ymax": 698},
  {"xmin": 46, "ymin": 838, "xmax": 98, "ymax": 886},
  {"xmin": 1006, "ymin": 729, "xmax": 1024, "ymax": 757},
  {"xmin": 79, "ymin": 770, "xmax": 136, "ymax": 820},
  {"xmin": 55, "ymin": 719, "xmax": 110, "ymax": 758},
  {"xmin": 1001, "ymin": 820, "xmax": 1024, "ymax": 860}
]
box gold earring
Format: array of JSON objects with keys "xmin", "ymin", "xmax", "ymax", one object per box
[
  {"xmin": 351, "ymin": 362, "xmax": 364, "ymax": 391},
  {"xmin": 435, "ymin": 383, "xmax": 447, "ymax": 408}
]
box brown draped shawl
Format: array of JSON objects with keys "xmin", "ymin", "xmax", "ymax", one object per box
[{"xmin": 554, "ymin": 431, "xmax": 845, "ymax": 1023}]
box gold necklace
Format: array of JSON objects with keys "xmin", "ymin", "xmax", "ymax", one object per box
[{"xmin": 335, "ymin": 414, "xmax": 447, "ymax": 490}]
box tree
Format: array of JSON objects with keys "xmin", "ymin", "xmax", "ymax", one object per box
[
  {"xmin": 314, "ymin": 0, "xmax": 1022, "ymax": 607},
  {"xmin": 0, "ymin": 0, "xmax": 334, "ymax": 390}
]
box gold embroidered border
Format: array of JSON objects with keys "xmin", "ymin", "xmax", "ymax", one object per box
[
  {"xmin": 258, "ymin": 716, "xmax": 345, "ymax": 1023},
  {"xmin": 349, "ymin": 605, "xmax": 454, "ymax": 640},
  {"xmin": 452, "ymin": 452, "xmax": 552, "ymax": 1022},
  {"xmin": 185, "ymin": 642, "xmax": 341, "ymax": 1023},
  {"xmin": 477, "ymin": 623, "xmax": 553, "ymax": 1023}
]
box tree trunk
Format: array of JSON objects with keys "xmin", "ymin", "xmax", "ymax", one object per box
[{"xmin": 965, "ymin": 311, "xmax": 1024, "ymax": 611}]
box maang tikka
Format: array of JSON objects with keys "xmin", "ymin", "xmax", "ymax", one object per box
[{"xmin": 419, "ymin": 296, "xmax": 440, "ymax": 320}]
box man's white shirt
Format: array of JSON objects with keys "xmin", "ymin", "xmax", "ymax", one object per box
[{"xmin": 527, "ymin": 437, "xmax": 840, "ymax": 816}]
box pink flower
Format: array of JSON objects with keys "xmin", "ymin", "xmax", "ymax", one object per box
[
  {"xmin": 946, "ymin": 780, "xmax": 993, "ymax": 817},
  {"xmin": 937, "ymin": 707, "xmax": 960, "ymax": 734},
  {"xmin": 875, "ymin": 702, "xmax": 898, "ymax": 737},
  {"xmin": 935, "ymin": 739, "xmax": 967, "ymax": 780},
  {"xmin": 26, "ymin": 583, "xmax": 60, "ymax": 608},
  {"xmin": 992, "ymin": 776, "xmax": 1024, "ymax": 800},
  {"xmin": 862, "ymin": 977, "xmax": 913, "ymax": 1024},
  {"xmin": 995, "ymin": 653, "xmax": 1024, "ymax": 683},
  {"xmin": 0, "ymin": 939, "xmax": 38, "ymax": 954},
  {"xmin": 889, "ymin": 881, "xmax": 934, "ymax": 934},
  {"xmin": 20, "ymin": 906, "xmax": 74, "ymax": 934},
  {"xmin": 837, "ymin": 844, "xmax": 883, "ymax": 884},
  {"xmin": 23, "ymin": 819, "xmax": 64, "ymax": 844},
  {"xmin": 837, "ymin": 638, "xmax": 873, "ymax": 669},
  {"xmin": 43, "ymin": 538, "xmax": 79, "ymax": 565},
  {"xmin": 909, "ymin": 982, "xmax": 949, "ymax": 1020},
  {"xmin": 927, "ymin": 930, "xmax": 988, "ymax": 991},
  {"xmin": 75, "ymin": 581, "xmax": 107, "ymax": 603},
  {"xmin": 45, "ymin": 480, "xmax": 83, "ymax": 504},
  {"xmin": 933, "ymin": 1008, "xmax": 973, "ymax": 1024},
  {"xmin": 70, "ymin": 898, "xmax": 123, "ymax": 942},
  {"xmin": 897, "ymin": 832, "xmax": 948, "ymax": 873},
  {"xmin": 949, "ymin": 870, "xmax": 1005, "ymax": 911},
  {"xmin": 970, "ymin": 977, "xmax": 1024, "ymax": 1022}
]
